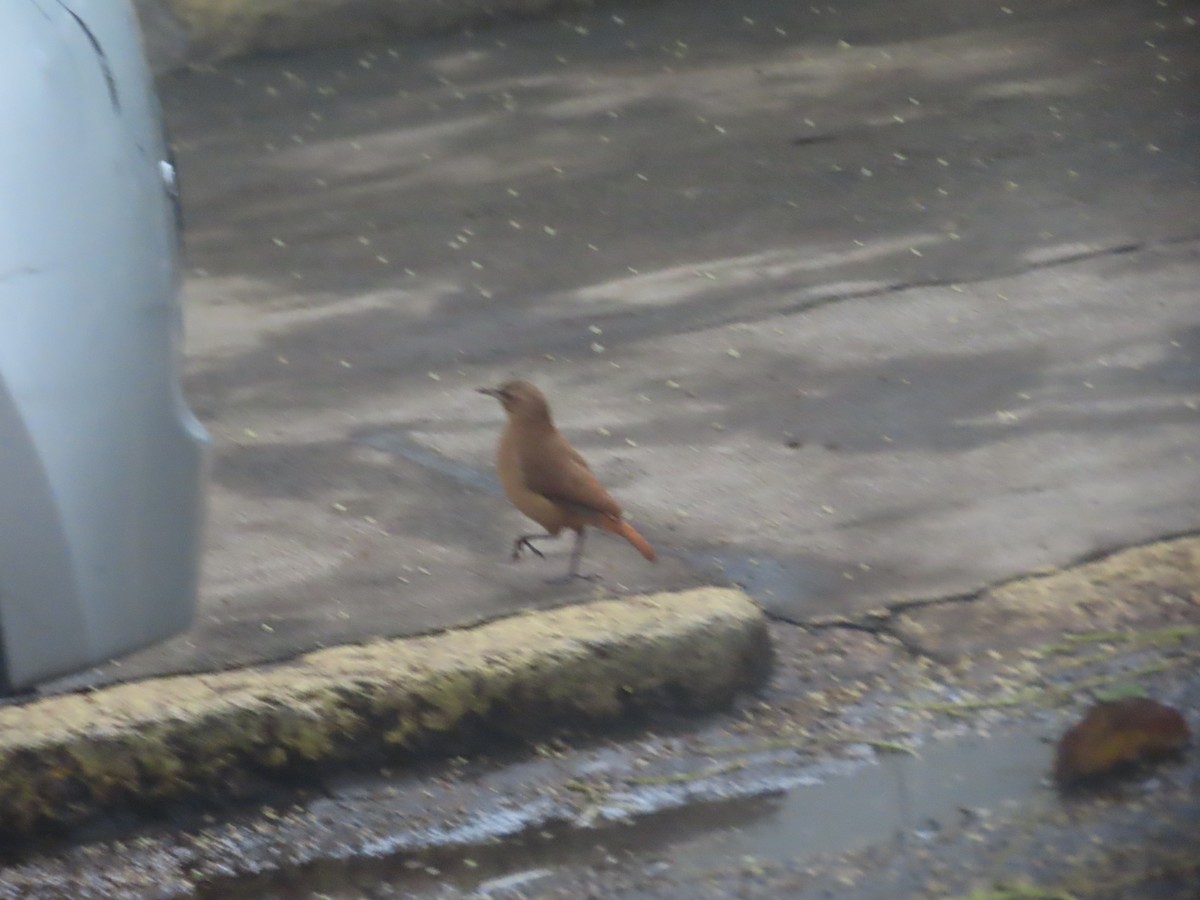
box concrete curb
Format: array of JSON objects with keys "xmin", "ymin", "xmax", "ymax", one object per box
[{"xmin": 0, "ymin": 588, "xmax": 767, "ymax": 839}]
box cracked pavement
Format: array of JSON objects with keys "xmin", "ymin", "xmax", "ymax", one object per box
[{"xmin": 50, "ymin": 0, "xmax": 1200, "ymax": 686}]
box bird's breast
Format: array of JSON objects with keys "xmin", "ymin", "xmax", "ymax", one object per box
[{"xmin": 496, "ymin": 426, "xmax": 566, "ymax": 531}]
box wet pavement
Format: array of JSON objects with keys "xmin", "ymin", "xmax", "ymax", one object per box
[{"xmin": 37, "ymin": 0, "xmax": 1200, "ymax": 688}]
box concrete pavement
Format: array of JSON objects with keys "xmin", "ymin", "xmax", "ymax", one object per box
[
  {"xmin": 49, "ymin": 0, "xmax": 1199, "ymax": 688},
  {"xmin": 134, "ymin": 0, "xmax": 604, "ymax": 72}
]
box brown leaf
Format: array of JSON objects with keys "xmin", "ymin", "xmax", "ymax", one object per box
[{"xmin": 1054, "ymin": 697, "xmax": 1189, "ymax": 785}]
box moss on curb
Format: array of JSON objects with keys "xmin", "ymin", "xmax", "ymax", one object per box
[
  {"xmin": 0, "ymin": 588, "xmax": 767, "ymax": 838},
  {"xmin": 893, "ymin": 535, "xmax": 1200, "ymax": 661}
]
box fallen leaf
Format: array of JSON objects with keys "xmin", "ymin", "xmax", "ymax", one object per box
[{"xmin": 1054, "ymin": 697, "xmax": 1189, "ymax": 785}]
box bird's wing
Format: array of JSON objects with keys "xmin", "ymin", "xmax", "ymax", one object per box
[{"xmin": 522, "ymin": 433, "xmax": 624, "ymax": 518}]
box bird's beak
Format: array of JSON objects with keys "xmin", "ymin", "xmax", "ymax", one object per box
[{"xmin": 477, "ymin": 386, "xmax": 502, "ymax": 398}]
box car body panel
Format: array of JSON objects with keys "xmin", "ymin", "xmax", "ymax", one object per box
[{"xmin": 0, "ymin": 0, "xmax": 208, "ymax": 689}]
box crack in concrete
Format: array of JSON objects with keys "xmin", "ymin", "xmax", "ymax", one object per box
[
  {"xmin": 450, "ymin": 231, "xmax": 1200, "ymax": 373},
  {"xmin": 764, "ymin": 231, "xmax": 1200, "ymax": 326},
  {"xmin": 551, "ymin": 232, "xmax": 1200, "ymax": 364},
  {"xmin": 783, "ymin": 607, "xmax": 960, "ymax": 665},
  {"xmin": 769, "ymin": 526, "xmax": 1200, "ymax": 664}
]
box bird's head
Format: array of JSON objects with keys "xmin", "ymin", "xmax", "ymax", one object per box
[{"xmin": 477, "ymin": 380, "xmax": 553, "ymax": 422}]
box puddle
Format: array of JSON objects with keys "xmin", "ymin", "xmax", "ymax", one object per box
[
  {"xmin": 689, "ymin": 548, "xmax": 890, "ymax": 616},
  {"xmin": 665, "ymin": 729, "xmax": 1052, "ymax": 868},
  {"xmin": 204, "ymin": 730, "xmax": 1054, "ymax": 898},
  {"xmin": 692, "ymin": 550, "xmax": 838, "ymax": 610},
  {"xmin": 353, "ymin": 428, "xmax": 501, "ymax": 494}
]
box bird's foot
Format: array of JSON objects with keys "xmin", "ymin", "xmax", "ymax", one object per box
[
  {"xmin": 512, "ymin": 537, "xmax": 547, "ymax": 561},
  {"xmin": 545, "ymin": 572, "xmax": 602, "ymax": 585}
]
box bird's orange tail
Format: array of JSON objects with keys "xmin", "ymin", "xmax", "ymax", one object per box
[{"xmin": 602, "ymin": 517, "xmax": 657, "ymax": 562}]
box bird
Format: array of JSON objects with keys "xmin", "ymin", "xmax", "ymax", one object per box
[{"xmin": 478, "ymin": 380, "xmax": 656, "ymax": 582}]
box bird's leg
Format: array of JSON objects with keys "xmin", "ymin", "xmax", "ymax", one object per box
[
  {"xmin": 569, "ymin": 528, "xmax": 588, "ymax": 578},
  {"xmin": 546, "ymin": 528, "xmax": 601, "ymax": 584},
  {"xmin": 512, "ymin": 533, "xmax": 551, "ymax": 561}
]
